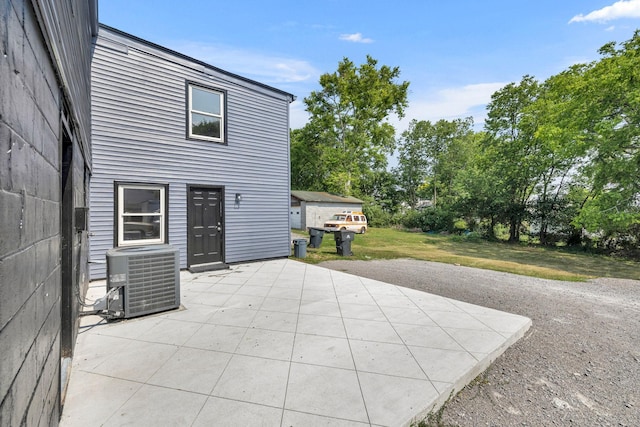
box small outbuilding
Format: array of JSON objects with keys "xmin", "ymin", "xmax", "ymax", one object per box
[{"xmin": 290, "ymin": 191, "xmax": 364, "ymax": 230}]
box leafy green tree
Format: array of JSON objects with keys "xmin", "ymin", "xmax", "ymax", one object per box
[
  {"xmin": 525, "ymin": 69, "xmax": 591, "ymax": 244},
  {"xmin": 395, "ymin": 117, "xmax": 475, "ymax": 209},
  {"xmin": 299, "ymin": 55, "xmax": 409, "ymax": 196},
  {"xmin": 395, "ymin": 119, "xmax": 433, "ymax": 208},
  {"xmin": 483, "ymin": 75, "xmax": 542, "ymax": 242},
  {"xmin": 568, "ymin": 32, "xmax": 640, "ymax": 246},
  {"xmin": 290, "ymin": 126, "xmax": 325, "ymax": 191}
]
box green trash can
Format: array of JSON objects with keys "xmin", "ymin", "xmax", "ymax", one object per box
[
  {"xmin": 334, "ymin": 230, "xmax": 355, "ymax": 256},
  {"xmin": 308, "ymin": 227, "xmax": 326, "ymax": 248},
  {"xmin": 293, "ymin": 239, "xmax": 307, "ymax": 258}
]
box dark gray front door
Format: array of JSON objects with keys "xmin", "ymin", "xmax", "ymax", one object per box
[{"xmin": 188, "ymin": 187, "xmax": 223, "ymax": 267}]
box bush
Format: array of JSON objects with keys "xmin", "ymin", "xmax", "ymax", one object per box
[
  {"xmin": 362, "ymin": 202, "xmax": 393, "ymax": 227},
  {"xmin": 399, "ymin": 207, "xmax": 455, "ymax": 233},
  {"xmin": 401, "ymin": 209, "xmax": 423, "ymax": 229},
  {"xmin": 453, "ymin": 219, "xmax": 468, "ymax": 234},
  {"xmin": 418, "ymin": 207, "xmax": 455, "ymax": 232}
]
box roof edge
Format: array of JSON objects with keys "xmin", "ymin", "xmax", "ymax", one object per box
[{"xmin": 97, "ymin": 23, "xmax": 296, "ymax": 103}]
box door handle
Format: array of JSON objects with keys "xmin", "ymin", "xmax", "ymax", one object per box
[{"xmin": 217, "ymin": 226, "xmax": 222, "ymax": 232}]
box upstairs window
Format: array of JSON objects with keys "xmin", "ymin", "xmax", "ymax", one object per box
[{"xmin": 188, "ymin": 84, "xmax": 226, "ymax": 143}]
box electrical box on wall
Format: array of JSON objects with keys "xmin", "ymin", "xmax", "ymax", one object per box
[{"xmin": 75, "ymin": 207, "xmax": 89, "ymax": 232}]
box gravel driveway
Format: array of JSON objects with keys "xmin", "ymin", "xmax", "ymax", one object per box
[{"xmin": 319, "ymin": 258, "xmax": 640, "ymax": 426}]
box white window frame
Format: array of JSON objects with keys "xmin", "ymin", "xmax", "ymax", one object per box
[
  {"xmin": 188, "ymin": 84, "xmax": 225, "ymax": 143},
  {"xmin": 117, "ymin": 184, "xmax": 167, "ymax": 247}
]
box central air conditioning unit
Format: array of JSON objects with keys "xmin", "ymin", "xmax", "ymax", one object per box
[{"xmin": 97, "ymin": 244, "xmax": 180, "ymax": 319}]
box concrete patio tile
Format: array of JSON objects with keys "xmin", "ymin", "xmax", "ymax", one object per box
[
  {"xmin": 330, "ymin": 270, "xmax": 365, "ymax": 286},
  {"xmin": 260, "ymin": 296, "xmax": 301, "ymax": 313},
  {"xmin": 399, "ymin": 289, "xmax": 464, "ymax": 313},
  {"xmin": 136, "ymin": 318, "xmax": 202, "ymax": 346},
  {"xmin": 350, "ymin": 341, "xmax": 427, "ymax": 379},
  {"xmin": 447, "ymin": 328, "xmax": 512, "ymax": 354},
  {"xmin": 250, "ymin": 310, "xmax": 298, "ymax": 333},
  {"xmin": 159, "ymin": 303, "xmax": 215, "ymax": 323},
  {"xmin": 334, "ymin": 282, "xmax": 368, "ymax": 296},
  {"xmin": 71, "ymin": 333, "xmax": 131, "ymax": 370},
  {"xmin": 267, "ymin": 286, "xmax": 302, "ymax": 300},
  {"xmin": 235, "ymin": 328, "xmax": 295, "ymax": 361},
  {"xmin": 192, "ymin": 291, "xmax": 233, "ymax": 307},
  {"xmin": 192, "ymin": 397, "xmax": 282, "ymax": 427},
  {"xmin": 146, "ymin": 347, "xmax": 231, "ymax": 394},
  {"xmin": 394, "ymin": 324, "xmax": 465, "ymax": 351},
  {"xmin": 380, "ymin": 306, "xmax": 436, "ymax": 326},
  {"xmin": 93, "ymin": 316, "xmax": 162, "ymax": 340},
  {"xmin": 212, "ymin": 354, "xmax": 289, "ymax": 407},
  {"xmin": 102, "ymin": 384, "xmax": 208, "ymax": 427},
  {"xmin": 206, "ymin": 283, "xmax": 243, "ymax": 294},
  {"xmin": 207, "ymin": 307, "xmax": 258, "ymax": 327},
  {"xmin": 184, "ymin": 323, "xmax": 246, "ymax": 353},
  {"xmin": 339, "ymin": 303, "xmax": 386, "ymax": 321},
  {"xmin": 361, "ymin": 279, "xmax": 405, "ymax": 296},
  {"xmin": 299, "ymin": 300, "xmax": 342, "ymax": 317},
  {"xmin": 427, "ymin": 310, "xmax": 494, "ymax": 330},
  {"xmin": 410, "ymin": 346, "xmax": 479, "ymax": 384},
  {"xmin": 468, "ymin": 312, "xmax": 533, "ymax": 335},
  {"xmin": 217, "ymin": 275, "xmax": 248, "ymax": 285},
  {"xmin": 358, "ymin": 372, "xmax": 439, "ymax": 427},
  {"xmin": 285, "ymin": 363, "xmax": 369, "ymax": 423},
  {"xmin": 236, "ymin": 284, "xmax": 273, "ymax": 297},
  {"xmin": 273, "ymin": 279, "xmax": 305, "ymax": 289},
  {"xmin": 282, "ymin": 410, "xmax": 370, "ymax": 426},
  {"xmin": 296, "ymin": 313, "xmax": 348, "ymax": 338},
  {"xmin": 301, "ymin": 288, "xmax": 338, "ymax": 301},
  {"xmin": 91, "ymin": 340, "xmax": 178, "ymax": 383},
  {"xmin": 244, "ymin": 275, "xmax": 278, "ymax": 286},
  {"xmin": 336, "ymin": 292, "xmax": 377, "ymax": 306},
  {"xmin": 224, "ymin": 294, "xmax": 265, "ymax": 309},
  {"xmin": 371, "ymin": 294, "xmax": 416, "ymax": 309},
  {"xmin": 59, "ymin": 371, "xmax": 141, "ymax": 427},
  {"xmin": 292, "ymin": 334, "xmax": 354, "ymax": 369},
  {"xmin": 343, "ymin": 318, "xmax": 403, "ymax": 344}
]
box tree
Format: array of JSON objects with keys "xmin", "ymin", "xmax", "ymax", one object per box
[
  {"xmin": 395, "ymin": 117, "xmax": 475, "ymax": 209},
  {"xmin": 290, "ymin": 126, "xmax": 325, "ymax": 191},
  {"xmin": 483, "ymin": 75, "xmax": 542, "ymax": 242},
  {"xmin": 395, "ymin": 119, "xmax": 433, "ymax": 208},
  {"xmin": 568, "ymin": 32, "xmax": 640, "ymax": 247},
  {"xmin": 299, "ymin": 55, "xmax": 409, "ymax": 196}
]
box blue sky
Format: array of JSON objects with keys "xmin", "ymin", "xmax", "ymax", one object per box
[{"xmin": 99, "ymin": 1, "xmax": 640, "ymax": 131}]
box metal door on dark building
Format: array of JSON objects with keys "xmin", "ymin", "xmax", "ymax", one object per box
[{"xmin": 187, "ymin": 186, "xmax": 224, "ymax": 268}]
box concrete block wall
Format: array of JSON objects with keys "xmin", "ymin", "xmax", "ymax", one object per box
[{"xmin": 0, "ymin": 0, "xmax": 64, "ymax": 424}]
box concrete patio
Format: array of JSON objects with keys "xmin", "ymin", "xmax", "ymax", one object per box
[{"xmin": 60, "ymin": 258, "xmax": 531, "ymax": 426}]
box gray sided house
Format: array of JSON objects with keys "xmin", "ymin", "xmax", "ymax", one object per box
[
  {"xmin": 291, "ymin": 191, "xmax": 364, "ymax": 230},
  {"xmin": 90, "ymin": 26, "xmax": 295, "ymax": 279},
  {"xmin": 1, "ymin": 0, "xmax": 97, "ymax": 424}
]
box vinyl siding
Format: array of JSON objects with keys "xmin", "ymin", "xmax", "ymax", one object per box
[{"xmin": 90, "ymin": 26, "xmax": 293, "ymax": 279}]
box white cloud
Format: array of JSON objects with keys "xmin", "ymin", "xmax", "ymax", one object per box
[
  {"xmin": 169, "ymin": 41, "xmax": 319, "ymax": 84},
  {"xmin": 289, "ymin": 100, "xmax": 310, "ymax": 129},
  {"xmin": 290, "ymin": 82, "xmax": 507, "ymax": 132},
  {"xmin": 339, "ymin": 32, "xmax": 374, "ymax": 43},
  {"xmin": 397, "ymin": 82, "xmax": 507, "ymax": 128},
  {"xmin": 569, "ymin": 0, "xmax": 640, "ymax": 23}
]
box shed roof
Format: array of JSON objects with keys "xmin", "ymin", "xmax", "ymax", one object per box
[{"xmin": 291, "ymin": 191, "xmax": 363, "ymax": 204}]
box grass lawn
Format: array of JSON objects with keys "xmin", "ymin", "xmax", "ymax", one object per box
[{"xmin": 295, "ymin": 228, "xmax": 640, "ymax": 282}]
